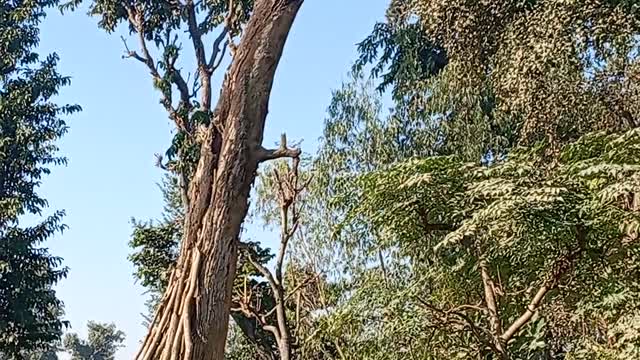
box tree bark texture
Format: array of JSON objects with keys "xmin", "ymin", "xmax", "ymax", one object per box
[{"xmin": 135, "ymin": 1, "xmax": 304, "ymax": 359}]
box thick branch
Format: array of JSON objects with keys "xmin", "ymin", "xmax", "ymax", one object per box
[
  {"xmin": 185, "ymin": 1, "xmax": 207, "ymax": 69},
  {"xmin": 479, "ymin": 259, "xmax": 503, "ymax": 336},
  {"xmin": 500, "ymin": 285, "xmax": 549, "ymax": 342},
  {"xmin": 185, "ymin": 0, "xmax": 212, "ymax": 110},
  {"xmin": 171, "ymin": 69, "xmax": 191, "ymax": 109},
  {"xmin": 257, "ymin": 133, "xmax": 301, "ymax": 163},
  {"xmin": 478, "ymin": 258, "xmax": 509, "ymax": 359},
  {"xmin": 263, "ymin": 325, "xmax": 281, "ymax": 343}
]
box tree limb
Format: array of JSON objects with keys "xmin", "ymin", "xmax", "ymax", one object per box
[
  {"xmin": 185, "ymin": 0, "xmax": 212, "ymax": 110},
  {"xmin": 257, "ymin": 133, "xmax": 301, "ymax": 163},
  {"xmin": 500, "ymin": 284, "xmax": 549, "ymax": 342},
  {"xmin": 208, "ymin": 28, "xmax": 229, "ymax": 73},
  {"xmin": 239, "ymin": 243, "xmax": 279, "ymax": 290},
  {"xmin": 501, "ymin": 225, "xmax": 587, "ymax": 343}
]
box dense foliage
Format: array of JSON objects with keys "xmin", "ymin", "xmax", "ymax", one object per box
[
  {"xmin": 0, "ymin": 0, "xmax": 79, "ymax": 357},
  {"xmin": 63, "ymin": 322, "xmax": 125, "ymax": 360},
  {"xmin": 334, "ymin": 129, "xmax": 640, "ymax": 358},
  {"xmin": 283, "ymin": 0, "xmax": 640, "ymax": 359},
  {"xmin": 8, "ymin": 0, "xmax": 638, "ymax": 358}
]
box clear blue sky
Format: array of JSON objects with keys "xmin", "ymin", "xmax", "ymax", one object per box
[{"xmin": 36, "ymin": 1, "xmax": 390, "ymax": 358}]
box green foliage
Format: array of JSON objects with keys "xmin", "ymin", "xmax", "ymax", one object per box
[
  {"xmin": 360, "ymin": 0, "xmax": 640, "ymax": 149},
  {"xmin": 62, "ymin": 0, "xmax": 253, "ymax": 37},
  {"xmin": 333, "ymin": 129, "xmax": 640, "ymax": 358},
  {"xmin": 225, "ymin": 323, "xmax": 260, "ymax": 360},
  {"xmin": 295, "ymin": 1, "xmax": 640, "ymax": 358},
  {"xmin": 23, "ymin": 348, "xmax": 60, "ymax": 360},
  {"xmin": 0, "ymin": 0, "xmax": 79, "ymax": 357},
  {"xmin": 355, "ymin": 0, "xmax": 447, "ymax": 100},
  {"xmin": 129, "ymin": 175, "xmax": 182, "ymax": 297},
  {"xmin": 63, "ymin": 321, "xmax": 125, "ymax": 360}
]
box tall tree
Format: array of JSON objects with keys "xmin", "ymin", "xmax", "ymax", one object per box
[
  {"xmin": 0, "ymin": 1, "xmax": 79, "ymax": 357},
  {"xmin": 296, "ymin": 0, "xmax": 640, "ymax": 358},
  {"xmin": 63, "ymin": 321, "xmax": 125, "ymax": 360},
  {"xmin": 128, "ymin": 175, "xmax": 281, "ymax": 359},
  {"xmin": 64, "ymin": 0, "xmax": 305, "ymax": 357},
  {"xmin": 361, "ymin": 0, "xmax": 640, "ymax": 151}
]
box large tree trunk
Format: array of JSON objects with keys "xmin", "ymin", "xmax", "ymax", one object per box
[{"xmin": 135, "ymin": 1, "xmax": 304, "ymax": 359}]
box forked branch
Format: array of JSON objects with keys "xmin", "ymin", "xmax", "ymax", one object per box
[{"xmin": 257, "ymin": 133, "xmax": 302, "ymax": 163}]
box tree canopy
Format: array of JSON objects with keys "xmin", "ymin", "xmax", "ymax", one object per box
[
  {"xmin": 63, "ymin": 322, "xmax": 125, "ymax": 360},
  {"xmin": 0, "ymin": 1, "xmax": 79, "ymax": 357}
]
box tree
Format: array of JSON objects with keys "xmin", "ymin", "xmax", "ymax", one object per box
[
  {"xmin": 293, "ymin": 0, "xmax": 640, "ymax": 358},
  {"xmin": 130, "ymin": 157, "xmax": 322, "ymax": 360},
  {"xmin": 63, "ymin": 321, "xmax": 125, "ymax": 360},
  {"xmin": 0, "ymin": 0, "xmax": 79, "ymax": 357},
  {"xmin": 129, "ymin": 175, "xmax": 280, "ymax": 359},
  {"xmin": 64, "ymin": 0, "xmax": 306, "ymax": 357},
  {"xmin": 235, "ymin": 156, "xmax": 312, "ymax": 360},
  {"xmin": 361, "ymin": 0, "xmax": 640, "ymax": 150},
  {"xmin": 346, "ymin": 128, "xmax": 640, "ymax": 358}
]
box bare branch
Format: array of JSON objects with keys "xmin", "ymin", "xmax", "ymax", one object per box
[
  {"xmin": 121, "ymin": 36, "xmax": 147, "ymax": 64},
  {"xmin": 500, "ymin": 284, "xmax": 549, "ymax": 342},
  {"xmin": 257, "ymin": 133, "xmax": 302, "ymax": 163},
  {"xmin": 239, "ymin": 243, "xmax": 279, "ymax": 289},
  {"xmin": 185, "ymin": 0, "xmax": 207, "ymax": 69},
  {"xmin": 211, "ymin": 41, "xmax": 228, "ymax": 73},
  {"xmin": 185, "ymin": 0, "xmax": 212, "ymax": 110},
  {"xmin": 208, "ymin": 28, "xmax": 229, "ymax": 72}
]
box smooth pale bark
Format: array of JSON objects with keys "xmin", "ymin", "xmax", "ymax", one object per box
[{"xmin": 135, "ymin": 1, "xmax": 304, "ymax": 359}]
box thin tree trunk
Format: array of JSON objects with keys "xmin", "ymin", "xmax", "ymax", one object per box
[{"xmin": 135, "ymin": 1, "xmax": 304, "ymax": 359}]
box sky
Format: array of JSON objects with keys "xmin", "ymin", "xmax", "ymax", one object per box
[{"xmin": 36, "ymin": 1, "xmax": 390, "ymax": 358}]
